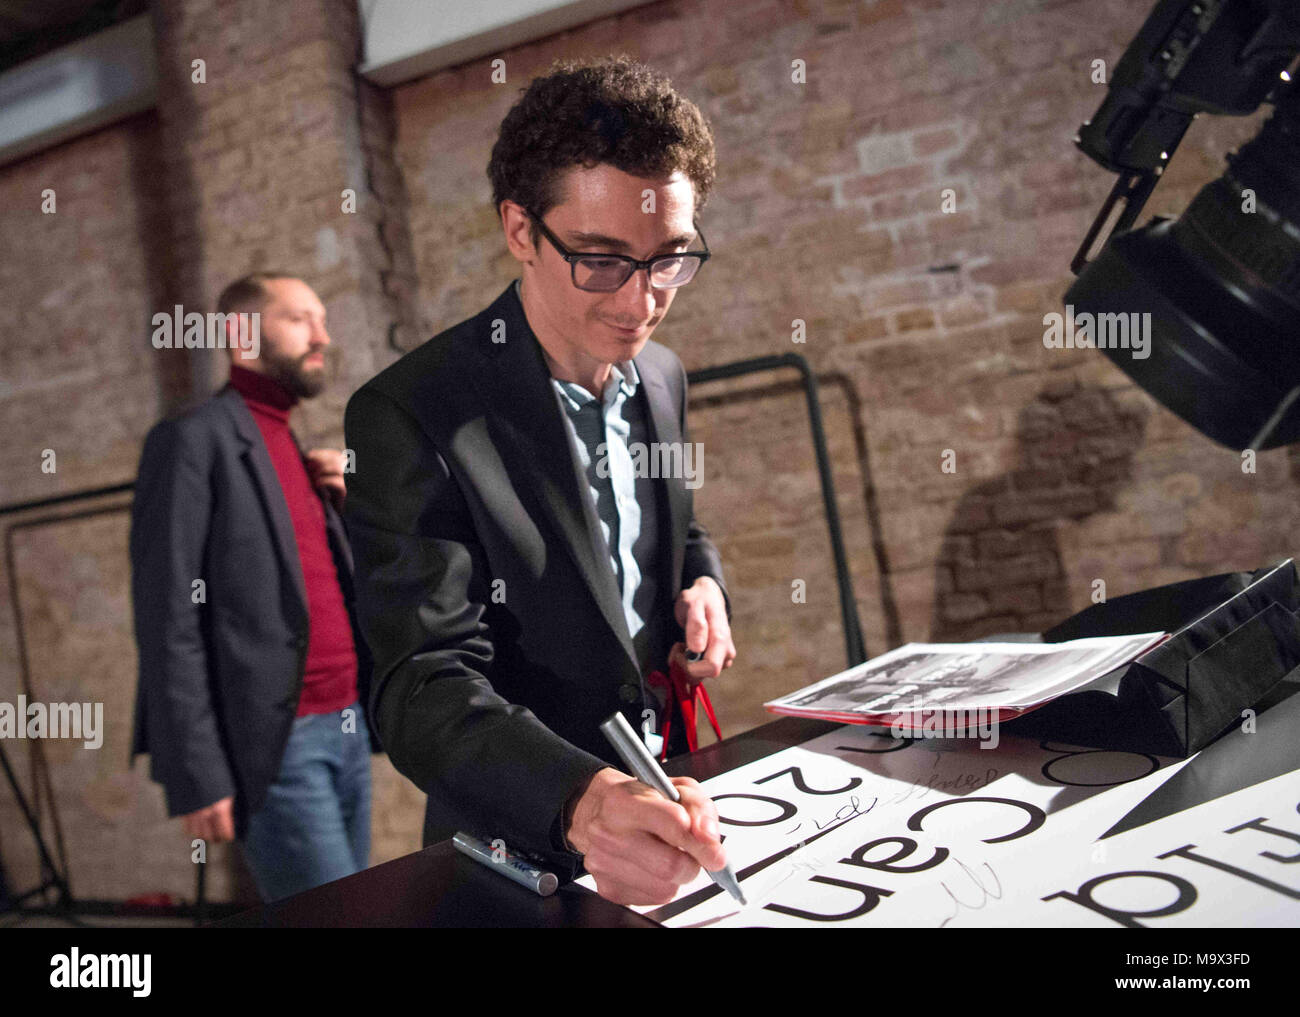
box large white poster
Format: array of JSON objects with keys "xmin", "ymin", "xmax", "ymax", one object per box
[{"xmin": 580, "ymin": 725, "xmax": 1298, "ymax": 927}]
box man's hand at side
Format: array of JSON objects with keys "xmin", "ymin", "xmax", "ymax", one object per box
[
  {"xmin": 566, "ymin": 767, "xmax": 727, "ymax": 905},
  {"xmin": 673, "ymin": 575, "xmax": 736, "ymax": 683},
  {"xmin": 181, "ymin": 796, "xmax": 235, "ymax": 843}
]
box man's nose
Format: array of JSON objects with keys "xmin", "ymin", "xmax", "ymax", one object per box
[
  {"xmin": 312, "ymin": 320, "xmax": 331, "ymax": 347},
  {"xmin": 614, "ymin": 268, "xmax": 656, "ymax": 321}
]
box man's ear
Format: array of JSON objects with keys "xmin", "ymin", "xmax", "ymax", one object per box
[
  {"xmin": 224, "ymin": 312, "xmax": 258, "ymax": 363},
  {"xmin": 224, "ymin": 314, "xmax": 243, "ymax": 365},
  {"xmin": 500, "ymin": 200, "xmax": 537, "ymax": 265}
]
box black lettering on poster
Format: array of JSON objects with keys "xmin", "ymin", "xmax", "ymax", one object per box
[
  {"xmin": 907, "ymin": 796, "xmax": 1046, "ymax": 844},
  {"xmin": 713, "ymin": 793, "xmax": 798, "ymax": 827},
  {"xmin": 764, "ymin": 876, "xmax": 893, "ymax": 921},
  {"xmin": 1159, "ymin": 843, "xmax": 1300, "ymax": 900},
  {"xmin": 1224, "ymin": 815, "xmax": 1300, "ymax": 863},
  {"xmin": 1042, "ymin": 870, "xmax": 1197, "ymax": 928},
  {"xmin": 841, "ymin": 836, "xmax": 949, "ymax": 873},
  {"xmin": 755, "ymin": 765, "xmax": 863, "ymax": 796},
  {"xmin": 1039, "ymin": 742, "xmax": 1160, "ymax": 787}
]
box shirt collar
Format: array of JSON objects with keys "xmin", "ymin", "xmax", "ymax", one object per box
[
  {"xmin": 553, "ymin": 360, "xmax": 638, "ymax": 410},
  {"xmin": 610, "ymin": 359, "xmax": 640, "ymax": 397}
]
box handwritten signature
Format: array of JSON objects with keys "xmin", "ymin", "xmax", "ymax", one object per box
[
  {"xmin": 937, "ymin": 857, "xmax": 1004, "ymax": 928},
  {"xmin": 887, "ymin": 768, "xmax": 1000, "ymax": 806},
  {"xmin": 814, "ymin": 794, "xmax": 878, "ymax": 831}
]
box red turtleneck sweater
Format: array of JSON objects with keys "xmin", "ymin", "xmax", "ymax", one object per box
[{"xmin": 228, "ymin": 364, "xmax": 358, "ymax": 716}]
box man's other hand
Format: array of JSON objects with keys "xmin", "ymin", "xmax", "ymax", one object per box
[
  {"xmin": 182, "ymin": 796, "xmax": 235, "ymax": 843},
  {"xmin": 566, "ymin": 768, "xmax": 727, "ymax": 906},
  {"xmin": 305, "ymin": 448, "xmax": 347, "ymax": 511},
  {"xmin": 673, "ymin": 576, "xmax": 736, "ymax": 682}
]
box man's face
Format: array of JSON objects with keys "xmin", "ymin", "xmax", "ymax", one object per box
[
  {"xmin": 234, "ymin": 277, "xmax": 331, "ymax": 399},
  {"xmin": 510, "ymin": 164, "xmax": 699, "ymax": 373}
]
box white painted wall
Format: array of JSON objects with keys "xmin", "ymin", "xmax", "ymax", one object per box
[
  {"xmin": 0, "ymin": 15, "xmax": 156, "ymax": 168},
  {"xmin": 357, "ymin": 0, "xmax": 657, "ymax": 85}
]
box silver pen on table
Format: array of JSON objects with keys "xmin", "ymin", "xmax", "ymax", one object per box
[
  {"xmin": 452, "ymin": 831, "xmax": 559, "ymax": 897},
  {"xmin": 599, "ymin": 711, "xmax": 747, "ymax": 906}
]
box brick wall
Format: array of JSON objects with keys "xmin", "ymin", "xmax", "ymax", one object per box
[
  {"xmin": 0, "ymin": 0, "xmax": 424, "ymax": 907},
  {"xmin": 2, "ymin": 0, "xmax": 1297, "ymax": 904}
]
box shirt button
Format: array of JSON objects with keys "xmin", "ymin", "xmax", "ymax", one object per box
[{"xmin": 618, "ymin": 683, "xmax": 640, "ymax": 703}]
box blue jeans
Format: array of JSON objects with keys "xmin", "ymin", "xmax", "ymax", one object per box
[{"xmin": 241, "ymin": 700, "xmax": 371, "ymax": 902}]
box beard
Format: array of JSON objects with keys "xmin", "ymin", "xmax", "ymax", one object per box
[{"xmin": 261, "ymin": 347, "xmax": 326, "ymax": 399}]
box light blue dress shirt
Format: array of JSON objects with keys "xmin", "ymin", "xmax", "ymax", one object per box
[{"xmin": 551, "ymin": 359, "xmax": 660, "ymax": 649}]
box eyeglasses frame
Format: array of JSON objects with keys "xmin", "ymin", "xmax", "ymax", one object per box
[{"xmin": 524, "ymin": 208, "xmax": 711, "ymax": 292}]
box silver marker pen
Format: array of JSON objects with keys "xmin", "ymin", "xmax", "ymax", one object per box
[
  {"xmin": 452, "ymin": 831, "xmax": 558, "ymax": 897},
  {"xmin": 600, "ymin": 711, "xmax": 747, "ymax": 905}
]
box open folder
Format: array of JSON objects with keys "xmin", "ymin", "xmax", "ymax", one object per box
[
  {"xmin": 767, "ymin": 559, "xmax": 1300, "ymax": 757},
  {"xmin": 765, "ymin": 633, "xmax": 1168, "ymax": 730}
]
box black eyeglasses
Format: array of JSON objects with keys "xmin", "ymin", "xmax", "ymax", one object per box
[{"xmin": 526, "ymin": 209, "xmax": 710, "ymax": 292}]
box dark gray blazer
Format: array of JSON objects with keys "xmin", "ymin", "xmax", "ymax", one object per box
[
  {"xmin": 129, "ymin": 384, "xmax": 378, "ymax": 838},
  {"xmin": 343, "ymin": 281, "xmax": 728, "ymax": 875}
]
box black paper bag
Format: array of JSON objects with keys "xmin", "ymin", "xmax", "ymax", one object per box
[{"xmin": 1003, "ymin": 559, "xmax": 1300, "ymax": 756}]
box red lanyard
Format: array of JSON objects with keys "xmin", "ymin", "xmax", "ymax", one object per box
[{"xmin": 646, "ymin": 655, "xmax": 722, "ymax": 762}]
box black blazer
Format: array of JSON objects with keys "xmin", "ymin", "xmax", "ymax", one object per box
[
  {"xmin": 129, "ymin": 384, "xmax": 379, "ymax": 838},
  {"xmin": 343, "ymin": 281, "xmax": 728, "ymax": 873}
]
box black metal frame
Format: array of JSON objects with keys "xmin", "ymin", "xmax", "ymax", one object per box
[
  {"xmin": 527, "ymin": 209, "xmax": 711, "ymax": 291},
  {"xmin": 0, "ymin": 484, "xmax": 237, "ymax": 925},
  {"xmin": 687, "ymin": 353, "xmax": 868, "ymax": 667}
]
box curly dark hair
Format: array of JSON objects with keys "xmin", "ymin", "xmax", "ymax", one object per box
[{"xmin": 487, "ymin": 55, "xmax": 715, "ymax": 232}]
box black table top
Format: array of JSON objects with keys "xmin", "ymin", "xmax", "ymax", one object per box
[
  {"xmin": 218, "ymin": 716, "xmax": 833, "ymax": 928},
  {"xmin": 220, "ymin": 686, "xmax": 1300, "ymax": 927}
]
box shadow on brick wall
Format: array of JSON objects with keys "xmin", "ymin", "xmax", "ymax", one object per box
[{"xmin": 931, "ymin": 381, "xmax": 1149, "ymax": 641}]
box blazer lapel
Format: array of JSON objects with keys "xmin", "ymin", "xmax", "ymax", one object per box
[
  {"xmin": 219, "ymin": 386, "xmax": 309, "ymax": 624},
  {"xmin": 288, "ymin": 428, "xmax": 356, "ymax": 599},
  {"xmin": 638, "ymin": 365, "xmax": 689, "ymax": 604},
  {"xmin": 471, "ymin": 284, "xmax": 639, "ymax": 674}
]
